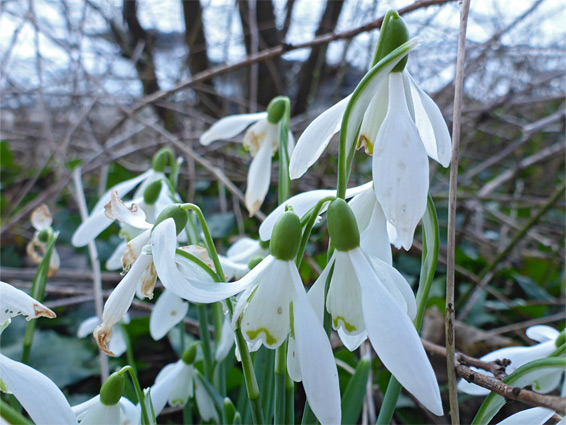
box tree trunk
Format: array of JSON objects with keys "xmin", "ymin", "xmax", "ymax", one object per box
[
  {"xmin": 237, "ymin": 0, "xmax": 283, "ymax": 108},
  {"xmin": 293, "ymin": 0, "xmax": 345, "ymax": 115}
]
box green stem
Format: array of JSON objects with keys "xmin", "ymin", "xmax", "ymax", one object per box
[
  {"xmin": 121, "ymin": 323, "xmax": 137, "ymax": 374},
  {"xmin": 285, "ymin": 375, "xmax": 295, "ymax": 425},
  {"xmin": 295, "ymin": 196, "xmax": 336, "ymax": 268},
  {"xmin": 197, "ymin": 304, "xmax": 213, "ymax": 380},
  {"xmin": 261, "ymin": 349, "xmax": 275, "ymax": 422},
  {"xmin": 22, "ymin": 231, "xmax": 58, "ymax": 364},
  {"xmin": 277, "ymin": 97, "xmax": 291, "ymax": 205},
  {"xmin": 119, "ymin": 365, "xmax": 152, "ymax": 425},
  {"xmin": 274, "ymin": 340, "xmax": 288, "ymax": 424},
  {"xmin": 0, "ymin": 399, "xmax": 33, "ymax": 425},
  {"xmin": 235, "ymin": 329, "xmax": 264, "ymax": 424},
  {"xmin": 376, "ymin": 378, "xmax": 402, "ymax": 425}
]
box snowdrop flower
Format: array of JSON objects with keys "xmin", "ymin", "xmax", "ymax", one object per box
[
  {"xmin": 309, "ymin": 199, "xmax": 442, "ymax": 415},
  {"xmin": 71, "ymin": 148, "xmax": 174, "ymax": 247},
  {"xmin": 290, "ymin": 12, "xmax": 450, "ymax": 250},
  {"xmin": 26, "ymin": 204, "xmax": 60, "ymax": 277},
  {"xmin": 458, "ymin": 325, "xmax": 565, "ymax": 396},
  {"xmin": 200, "ymin": 97, "xmax": 294, "ymax": 216},
  {"xmin": 77, "ymin": 314, "xmax": 130, "ymax": 357},
  {"xmin": 72, "ymin": 372, "xmax": 140, "ymax": 425},
  {"xmin": 0, "ymin": 280, "xmax": 56, "ymax": 333},
  {"xmin": 148, "ymin": 344, "xmax": 219, "ymax": 422},
  {"xmin": 93, "ymin": 203, "xmax": 189, "ymax": 355},
  {"xmin": 0, "ymin": 353, "xmax": 77, "ymax": 424},
  {"xmin": 219, "ymin": 237, "xmax": 269, "ymax": 280},
  {"xmin": 495, "ymin": 407, "xmax": 556, "ymax": 425}
]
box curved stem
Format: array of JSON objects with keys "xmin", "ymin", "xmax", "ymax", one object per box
[
  {"xmin": 295, "ymin": 196, "xmax": 336, "ymax": 267},
  {"xmin": 119, "ymin": 365, "xmax": 152, "ymax": 425}
]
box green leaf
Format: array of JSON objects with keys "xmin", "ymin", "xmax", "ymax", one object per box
[
  {"xmin": 471, "ymin": 357, "xmax": 566, "ymax": 425},
  {"xmin": 341, "ymin": 358, "xmax": 371, "ymax": 424}
]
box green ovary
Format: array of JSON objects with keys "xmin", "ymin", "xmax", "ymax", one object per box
[
  {"xmin": 333, "ymin": 316, "xmax": 357, "ymax": 333},
  {"xmin": 247, "ymin": 328, "xmax": 278, "ymax": 346}
]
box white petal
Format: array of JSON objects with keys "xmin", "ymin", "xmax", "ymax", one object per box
[
  {"xmin": 531, "ymin": 369, "xmax": 562, "ymax": 393},
  {"xmin": 152, "ymin": 219, "xmax": 263, "ymax": 303},
  {"xmin": 258, "ymin": 181, "xmax": 372, "ymax": 241},
  {"xmin": 199, "ymin": 113, "xmax": 267, "ymax": 146},
  {"xmin": 245, "ymin": 132, "xmax": 274, "ymax": 216},
  {"xmin": 289, "ymin": 262, "xmax": 341, "ymax": 425},
  {"xmin": 348, "ymin": 186, "xmax": 375, "ymax": 233},
  {"xmin": 150, "ymin": 361, "xmax": 185, "ymax": 415},
  {"xmin": 289, "ymin": 95, "xmax": 351, "ymax": 179},
  {"xmin": 108, "ymin": 325, "xmax": 128, "ymax": 357},
  {"xmin": 150, "ymin": 289, "xmax": 189, "ymax": 341},
  {"xmin": 118, "ymin": 397, "xmax": 141, "ymax": 425},
  {"xmin": 357, "ymin": 81, "xmax": 389, "ymax": 154},
  {"xmin": 218, "ymin": 256, "xmax": 250, "ymax": 280},
  {"xmin": 106, "ymin": 241, "xmax": 128, "ymax": 271},
  {"xmin": 195, "ymin": 378, "xmax": 220, "ymax": 422},
  {"xmin": 227, "ymin": 237, "xmax": 259, "ymax": 258},
  {"xmin": 0, "ymin": 281, "xmax": 55, "ymax": 325},
  {"xmin": 77, "ymin": 316, "xmax": 100, "ymax": 338},
  {"xmin": 31, "ymin": 204, "xmax": 52, "ymax": 230},
  {"xmin": 122, "ymin": 230, "xmax": 152, "ymax": 271},
  {"xmin": 306, "ymin": 258, "xmax": 333, "ymax": 323},
  {"xmin": 80, "ymin": 401, "xmax": 120, "ymax": 425},
  {"xmin": 368, "ymin": 256, "xmax": 417, "ymax": 320},
  {"xmin": 338, "ymin": 329, "xmax": 367, "ymax": 351},
  {"xmin": 105, "ymin": 191, "xmax": 152, "ymax": 230},
  {"xmin": 94, "ymin": 254, "xmax": 152, "ymax": 355},
  {"xmin": 326, "ymin": 253, "xmax": 365, "ymax": 335},
  {"xmin": 496, "ymin": 407, "xmax": 555, "ymax": 425},
  {"xmin": 0, "ymin": 353, "xmax": 77, "ymax": 424},
  {"xmin": 407, "ymin": 72, "xmax": 451, "ymax": 167},
  {"xmin": 350, "ymin": 248, "xmax": 443, "ymax": 415},
  {"xmin": 526, "ymin": 325, "xmax": 560, "ymax": 343},
  {"xmin": 372, "ymin": 73, "xmax": 429, "ymax": 250},
  {"xmin": 168, "ymin": 364, "xmax": 194, "ymax": 407},
  {"xmin": 286, "ymin": 336, "xmax": 302, "ymax": 382},
  {"xmin": 215, "ymin": 315, "xmax": 235, "ymax": 362},
  {"xmin": 240, "ymin": 259, "xmax": 292, "ymax": 349},
  {"xmin": 72, "ymin": 395, "xmax": 100, "ymax": 419},
  {"xmin": 72, "ymin": 208, "xmax": 115, "ymax": 247},
  {"xmin": 360, "ymin": 200, "xmax": 392, "ymax": 265}
]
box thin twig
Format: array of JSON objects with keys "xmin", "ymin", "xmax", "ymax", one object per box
[
  {"xmin": 71, "ymin": 168, "xmax": 109, "ymax": 382},
  {"xmin": 446, "ymin": 1, "xmax": 472, "ymax": 423}
]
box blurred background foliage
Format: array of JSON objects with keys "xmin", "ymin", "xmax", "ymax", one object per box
[{"xmin": 0, "ymin": 0, "xmax": 564, "ymax": 423}]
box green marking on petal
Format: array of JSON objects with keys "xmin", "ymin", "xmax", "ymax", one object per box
[
  {"xmin": 289, "ymin": 301, "xmax": 295, "ymax": 339},
  {"xmin": 171, "ymin": 399, "xmax": 186, "ymax": 407},
  {"xmin": 246, "ymin": 328, "xmax": 277, "ymax": 346},
  {"xmin": 0, "ymin": 377, "xmax": 8, "ymax": 393},
  {"xmin": 333, "ymin": 316, "xmax": 357, "ymax": 333}
]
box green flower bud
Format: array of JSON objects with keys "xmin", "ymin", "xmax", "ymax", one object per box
[
  {"xmin": 373, "ymin": 10, "xmax": 410, "ymax": 72},
  {"xmin": 248, "ymin": 256, "xmax": 264, "ymax": 270},
  {"xmin": 224, "ymin": 398, "xmax": 237, "ymax": 424},
  {"xmin": 327, "ymin": 199, "xmax": 360, "ymax": 252},
  {"xmin": 259, "ymin": 239, "xmax": 270, "ymax": 250},
  {"xmin": 99, "ymin": 372, "xmax": 125, "ymax": 406},
  {"xmin": 269, "ymin": 211, "xmax": 301, "ymax": 261},
  {"xmin": 182, "ymin": 342, "xmax": 199, "ymax": 365},
  {"xmin": 152, "ymin": 147, "xmax": 173, "ymax": 172},
  {"xmin": 143, "ymin": 180, "xmax": 162, "ymax": 205},
  {"xmin": 556, "ymin": 330, "xmax": 566, "ymax": 348},
  {"xmin": 267, "ymin": 96, "xmax": 287, "ymax": 124},
  {"xmin": 153, "ymin": 205, "xmax": 188, "ymax": 235},
  {"xmin": 37, "ymin": 228, "xmax": 51, "ymax": 243}
]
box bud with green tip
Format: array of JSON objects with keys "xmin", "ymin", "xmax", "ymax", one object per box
[
  {"xmin": 248, "ymin": 256, "xmax": 264, "ymax": 270},
  {"xmin": 373, "ymin": 10, "xmax": 410, "ymax": 72},
  {"xmin": 327, "ymin": 199, "xmax": 360, "ymax": 252},
  {"xmin": 269, "ymin": 211, "xmax": 302, "ymax": 261},
  {"xmin": 143, "ymin": 180, "xmax": 162, "ymax": 205},
  {"xmin": 182, "ymin": 342, "xmax": 199, "ymax": 365},
  {"xmin": 556, "ymin": 330, "xmax": 566, "ymax": 348},
  {"xmin": 37, "ymin": 228, "xmax": 51, "ymax": 243},
  {"xmin": 153, "ymin": 205, "xmax": 188, "ymax": 235},
  {"xmin": 152, "ymin": 147, "xmax": 173, "ymax": 172},
  {"xmin": 267, "ymin": 96, "xmax": 288, "ymax": 124},
  {"xmin": 100, "ymin": 372, "xmax": 125, "ymax": 406}
]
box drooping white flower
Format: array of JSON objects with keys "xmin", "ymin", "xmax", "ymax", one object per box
[
  {"xmin": 312, "ymin": 199, "xmax": 442, "ymax": 415},
  {"xmin": 71, "ymin": 168, "xmax": 166, "ymax": 247},
  {"xmin": 0, "ymin": 353, "xmax": 77, "ymax": 424},
  {"xmin": 200, "ymin": 106, "xmax": 294, "ymax": 216},
  {"xmin": 77, "ymin": 314, "xmax": 130, "ymax": 357},
  {"xmin": 148, "ymin": 358, "xmax": 219, "ymax": 423},
  {"xmin": 0, "ymin": 281, "xmax": 56, "ymax": 333},
  {"xmin": 458, "ymin": 325, "xmax": 565, "ymax": 396},
  {"xmin": 289, "ymin": 35, "xmax": 449, "ymax": 250},
  {"xmin": 26, "ymin": 204, "xmax": 60, "ymax": 277},
  {"xmin": 495, "ymin": 407, "xmax": 556, "ymax": 425},
  {"xmin": 72, "ymin": 394, "xmax": 140, "ymax": 425}
]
